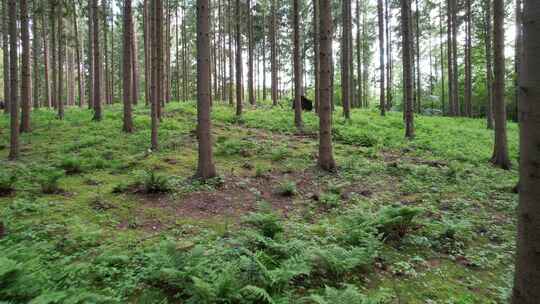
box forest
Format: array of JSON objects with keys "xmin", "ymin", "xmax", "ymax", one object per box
[{"xmin": 0, "ymin": 0, "xmax": 538, "ymax": 303}]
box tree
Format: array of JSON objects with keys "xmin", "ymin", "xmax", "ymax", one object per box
[
  {"xmin": 377, "ymin": 0, "xmax": 385, "ymax": 116},
  {"xmin": 92, "ymin": 0, "xmax": 102, "ymax": 121},
  {"xmin": 57, "ymin": 0, "xmax": 64, "ymax": 120},
  {"xmin": 464, "ymin": 0, "xmax": 472, "ymax": 117},
  {"xmin": 150, "ymin": 0, "xmax": 162, "ymax": 150},
  {"xmin": 490, "ymin": 0, "xmax": 511, "ymax": 169},
  {"xmin": 401, "ymin": 0, "xmax": 414, "ymax": 138},
  {"xmin": 247, "ymin": 0, "xmax": 255, "ymax": 105},
  {"xmin": 514, "ymin": 0, "xmax": 522, "ymax": 122},
  {"xmin": 235, "ymin": 0, "xmax": 242, "ymax": 116},
  {"xmin": 195, "ymin": 0, "xmax": 217, "ymax": 179},
  {"xmin": 318, "ymin": 0, "xmax": 336, "ymax": 171},
  {"xmin": 484, "ymin": 0, "xmax": 494, "ymax": 129},
  {"xmin": 292, "ymin": 0, "xmax": 303, "ymax": 130},
  {"xmin": 270, "ymin": 0, "xmax": 278, "ymax": 106},
  {"xmin": 20, "ymin": 0, "xmax": 31, "ymax": 131},
  {"xmin": 123, "ymin": 0, "xmax": 134, "ymax": 133},
  {"xmin": 8, "ymin": 0, "xmax": 18, "ymax": 159},
  {"xmin": 2, "ymin": 0, "xmax": 9, "ymax": 115},
  {"xmin": 341, "ymin": 0, "xmax": 351, "ymax": 119},
  {"xmin": 313, "ymin": 0, "xmax": 319, "ymax": 112},
  {"xmin": 512, "ymin": 1, "xmax": 540, "ymax": 300},
  {"xmin": 87, "ymin": 0, "xmax": 94, "ymax": 110}
]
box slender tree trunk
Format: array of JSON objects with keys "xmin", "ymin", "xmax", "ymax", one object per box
[
  {"xmin": 293, "ymin": 0, "xmax": 303, "ymax": 130},
  {"xmin": 262, "ymin": 10, "xmax": 267, "ymax": 101},
  {"xmin": 464, "ymin": 0, "xmax": 472, "ymax": 117},
  {"xmin": 175, "ymin": 6, "xmax": 180, "ymax": 101},
  {"xmin": 88, "ymin": 0, "xmax": 94, "ymax": 109},
  {"xmin": 401, "ymin": 0, "xmax": 414, "ymax": 138},
  {"xmin": 32, "ymin": 11, "xmax": 40, "ymax": 109},
  {"xmin": 247, "ymin": 0, "xmax": 255, "ymax": 105},
  {"xmin": 446, "ymin": 0, "xmax": 454, "ymax": 116},
  {"xmin": 439, "ymin": 1, "xmax": 445, "ymax": 114},
  {"xmin": 270, "ymin": 0, "xmax": 278, "ymax": 106},
  {"xmin": 150, "ymin": 0, "xmax": 162, "ymax": 149},
  {"xmin": 123, "ymin": 0, "xmax": 134, "ymax": 132},
  {"xmin": 132, "ymin": 21, "xmax": 140, "ymax": 105},
  {"xmin": 414, "ymin": 0, "xmax": 421, "ymax": 113},
  {"xmin": 235, "ymin": 0, "xmax": 242, "ymax": 116},
  {"xmin": 1, "ymin": 0, "xmax": 9, "ymax": 115},
  {"xmin": 318, "ymin": 0, "xmax": 336, "ymax": 171},
  {"xmin": 8, "ymin": 0, "xmax": 19, "ymax": 159},
  {"xmin": 103, "ymin": 0, "xmax": 110, "ymax": 105},
  {"xmin": 513, "ymin": 0, "xmax": 522, "ymax": 122},
  {"xmin": 57, "ymin": 2, "xmax": 65, "ymax": 119},
  {"xmin": 450, "ymin": 0, "xmax": 459, "ymax": 115},
  {"xmin": 227, "ymin": 0, "xmax": 234, "ymax": 105},
  {"xmin": 377, "ymin": 0, "xmax": 386, "ymax": 116},
  {"xmin": 512, "ymin": 1, "xmax": 540, "ymax": 301},
  {"xmin": 165, "ymin": 0, "xmax": 171, "ymax": 104},
  {"xmin": 196, "ymin": 0, "xmax": 217, "ymax": 179},
  {"xmin": 490, "ymin": 0, "xmax": 511, "ymax": 169},
  {"xmin": 385, "ymin": 0, "xmax": 392, "ymax": 109},
  {"xmin": 356, "ymin": 0, "xmax": 362, "ymax": 108},
  {"xmin": 51, "ymin": 4, "xmax": 58, "ymax": 109},
  {"xmin": 92, "ymin": 0, "xmax": 102, "ymax": 120},
  {"xmin": 143, "ymin": 0, "xmax": 151, "ymax": 105},
  {"xmin": 484, "ymin": 0, "xmax": 494, "ymax": 128},
  {"xmin": 20, "ymin": 0, "xmax": 31, "ymax": 131},
  {"xmin": 313, "ymin": 0, "xmax": 320, "ymax": 112},
  {"xmin": 341, "ymin": 0, "xmax": 351, "ymax": 119},
  {"xmin": 73, "ymin": 4, "xmax": 84, "ymax": 107}
]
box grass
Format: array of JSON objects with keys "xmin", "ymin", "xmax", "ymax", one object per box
[{"xmin": 0, "ymin": 101, "xmax": 518, "ymax": 303}]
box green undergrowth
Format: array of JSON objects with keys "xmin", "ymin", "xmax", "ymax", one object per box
[{"xmin": 0, "ymin": 101, "xmax": 518, "ymax": 303}]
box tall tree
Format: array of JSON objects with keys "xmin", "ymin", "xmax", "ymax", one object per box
[
  {"xmin": 341, "ymin": 0, "xmax": 351, "ymax": 119},
  {"xmin": 143, "ymin": 0, "xmax": 151, "ymax": 105},
  {"xmin": 92, "ymin": 0, "xmax": 102, "ymax": 120},
  {"xmin": 235, "ymin": 0, "xmax": 242, "ymax": 116},
  {"xmin": 446, "ymin": 0, "xmax": 454, "ymax": 116},
  {"xmin": 401, "ymin": 0, "xmax": 414, "ymax": 138},
  {"xmin": 1, "ymin": 0, "xmax": 9, "ymax": 114},
  {"xmin": 356, "ymin": 0, "xmax": 362, "ymax": 108},
  {"xmin": 131, "ymin": 12, "xmax": 140, "ymax": 105},
  {"xmin": 195, "ymin": 0, "xmax": 217, "ymax": 179},
  {"xmin": 484, "ymin": 0, "xmax": 494, "ymax": 128},
  {"xmin": 385, "ymin": 0, "xmax": 392, "ymax": 109},
  {"xmin": 414, "ymin": 0, "xmax": 421, "ymax": 112},
  {"xmin": 8, "ymin": 0, "xmax": 18, "ymax": 159},
  {"xmin": 439, "ymin": 1, "xmax": 445, "ymax": 114},
  {"xmin": 318, "ymin": 0, "xmax": 336, "ymax": 171},
  {"xmin": 512, "ymin": 0, "xmax": 540, "ymax": 301},
  {"xmin": 490, "ymin": 0, "xmax": 510, "ymax": 169},
  {"xmin": 57, "ymin": 0, "xmax": 64, "ymax": 120},
  {"xmin": 123, "ymin": 0, "xmax": 134, "ymax": 132},
  {"xmin": 450, "ymin": 0, "xmax": 459, "ymax": 115},
  {"xmin": 313, "ymin": 0, "xmax": 319, "ymax": 112},
  {"xmin": 20, "ymin": 0, "xmax": 31, "ymax": 131},
  {"xmin": 377, "ymin": 0, "xmax": 385, "ymax": 116},
  {"xmin": 42, "ymin": 14, "xmax": 51, "ymax": 108},
  {"xmin": 292, "ymin": 0, "xmax": 303, "ymax": 130},
  {"xmin": 247, "ymin": 0, "xmax": 255, "ymax": 105},
  {"xmin": 514, "ymin": 0, "xmax": 522, "ymax": 122},
  {"xmin": 464, "ymin": 0, "xmax": 472, "ymax": 117},
  {"xmin": 150, "ymin": 0, "xmax": 162, "ymax": 150},
  {"xmin": 32, "ymin": 8, "xmax": 40, "ymax": 109},
  {"xmin": 87, "ymin": 0, "xmax": 94, "ymax": 109},
  {"xmin": 73, "ymin": 3, "xmax": 84, "ymax": 107},
  {"xmin": 270, "ymin": 0, "xmax": 278, "ymax": 106}
]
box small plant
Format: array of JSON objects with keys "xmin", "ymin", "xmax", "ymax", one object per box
[
  {"xmin": 242, "ymin": 209, "xmax": 283, "ymax": 239},
  {"xmin": 254, "ymin": 164, "xmax": 270, "ymax": 178},
  {"xmin": 0, "ymin": 171, "xmax": 17, "ymax": 195},
  {"xmin": 270, "ymin": 146, "xmax": 290, "ymax": 161},
  {"xmin": 376, "ymin": 206, "xmax": 423, "ymax": 241},
  {"xmin": 142, "ymin": 170, "xmax": 171, "ymax": 193},
  {"xmin": 318, "ymin": 193, "xmax": 341, "ymax": 209},
  {"xmin": 304, "ymin": 285, "xmax": 373, "ymax": 304},
  {"xmin": 277, "ymin": 180, "xmax": 297, "ymax": 197},
  {"xmin": 36, "ymin": 168, "xmax": 64, "ymax": 194},
  {"xmin": 59, "ymin": 157, "xmax": 83, "ymax": 174}
]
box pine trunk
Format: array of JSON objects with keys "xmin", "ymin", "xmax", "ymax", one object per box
[
  {"xmin": 20, "ymin": 0, "xmax": 31, "ymax": 131},
  {"xmin": 123, "ymin": 0, "xmax": 134, "ymax": 132},
  {"xmin": 485, "ymin": 0, "xmax": 494, "ymax": 128},
  {"xmin": 8, "ymin": 0, "xmax": 18, "ymax": 159},
  {"xmin": 341, "ymin": 0, "xmax": 351, "ymax": 119},
  {"xmin": 92, "ymin": 0, "xmax": 102, "ymax": 120},
  {"xmin": 401, "ymin": 0, "xmax": 414, "ymax": 138},
  {"xmin": 293, "ymin": 0, "xmax": 303, "ymax": 130},
  {"xmin": 377, "ymin": 0, "xmax": 385, "ymax": 116},
  {"xmin": 235, "ymin": 0, "xmax": 242, "ymax": 116}
]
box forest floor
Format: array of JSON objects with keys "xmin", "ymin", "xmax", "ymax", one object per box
[{"xmin": 0, "ymin": 102, "xmax": 518, "ymax": 304}]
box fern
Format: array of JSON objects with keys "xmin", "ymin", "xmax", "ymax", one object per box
[{"xmin": 241, "ymin": 285, "xmax": 275, "ymax": 304}]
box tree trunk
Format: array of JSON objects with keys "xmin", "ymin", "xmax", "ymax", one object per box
[
  {"xmin": 150, "ymin": 0, "xmax": 162, "ymax": 149},
  {"xmin": 414, "ymin": 0, "xmax": 421, "ymax": 113},
  {"xmin": 32, "ymin": 6, "xmax": 40, "ymax": 109},
  {"xmin": 464, "ymin": 0, "xmax": 472, "ymax": 117},
  {"xmin": 270, "ymin": 0, "xmax": 278, "ymax": 106},
  {"xmin": 123, "ymin": 0, "xmax": 134, "ymax": 133},
  {"xmin": 484, "ymin": 0, "xmax": 494, "ymax": 128},
  {"xmin": 196, "ymin": 0, "xmax": 217, "ymax": 179},
  {"xmin": 512, "ymin": 1, "xmax": 540, "ymax": 301},
  {"xmin": 51, "ymin": 5, "xmax": 57, "ymax": 109},
  {"xmin": 73, "ymin": 5, "xmax": 84, "ymax": 107},
  {"xmin": 88, "ymin": 0, "xmax": 94, "ymax": 109},
  {"xmin": 235, "ymin": 0, "xmax": 242, "ymax": 116},
  {"xmin": 439, "ymin": 2, "xmax": 445, "ymax": 114},
  {"xmin": 341, "ymin": 0, "xmax": 351, "ymax": 119},
  {"xmin": 92, "ymin": 0, "xmax": 102, "ymax": 120},
  {"xmin": 247, "ymin": 0, "xmax": 255, "ymax": 105},
  {"xmin": 143, "ymin": 0, "xmax": 151, "ymax": 105},
  {"xmin": 356, "ymin": 0, "xmax": 362, "ymax": 108},
  {"xmin": 293, "ymin": 0, "xmax": 303, "ymax": 130},
  {"xmin": 513, "ymin": 0, "xmax": 522, "ymax": 122},
  {"xmin": 490, "ymin": 0, "xmax": 511, "ymax": 169},
  {"xmin": 313, "ymin": 0, "xmax": 319, "ymax": 112},
  {"xmin": 446, "ymin": 0, "xmax": 454, "ymax": 116},
  {"xmin": 401, "ymin": 0, "xmax": 414, "ymax": 138},
  {"xmin": 132, "ymin": 20, "xmax": 140, "ymax": 105},
  {"xmin": 385, "ymin": 0, "xmax": 392, "ymax": 109},
  {"xmin": 8, "ymin": 0, "xmax": 18, "ymax": 159},
  {"xmin": 1, "ymin": 0, "xmax": 9, "ymax": 115},
  {"xmin": 450, "ymin": 0, "xmax": 459, "ymax": 115},
  {"xmin": 318, "ymin": 0, "xmax": 336, "ymax": 171},
  {"xmin": 20, "ymin": 0, "xmax": 31, "ymax": 131},
  {"xmin": 57, "ymin": 2, "xmax": 64, "ymax": 119},
  {"xmin": 377, "ymin": 0, "xmax": 385, "ymax": 116}
]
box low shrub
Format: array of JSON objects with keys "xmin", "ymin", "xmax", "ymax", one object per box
[{"xmin": 0, "ymin": 171, "xmax": 17, "ymax": 195}]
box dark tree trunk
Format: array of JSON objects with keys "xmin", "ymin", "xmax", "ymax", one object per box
[
  {"xmin": 356, "ymin": 0, "xmax": 362, "ymax": 108},
  {"xmin": 247, "ymin": 0, "xmax": 255, "ymax": 105},
  {"xmin": 270, "ymin": 0, "xmax": 278, "ymax": 106},
  {"xmin": 195, "ymin": 0, "xmax": 217, "ymax": 179},
  {"xmin": 313, "ymin": 0, "xmax": 319, "ymax": 112},
  {"xmin": 73, "ymin": 5, "xmax": 84, "ymax": 107},
  {"xmin": 484, "ymin": 0, "xmax": 494, "ymax": 128},
  {"xmin": 235, "ymin": 0, "xmax": 242, "ymax": 116},
  {"xmin": 20, "ymin": 0, "xmax": 31, "ymax": 131},
  {"xmin": 513, "ymin": 0, "xmax": 522, "ymax": 122},
  {"xmin": 87, "ymin": 0, "xmax": 94, "ymax": 109},
  {"xmin": 123, "ymin": 0, "xmax": 134, "ymax": 132},
  {"xmin": 318, "ymin": 0, "xmax": 336, "ymax": 171},
  {"xmin": 150, "ymin": 0, "xmax": 162, "ymax": 150},
  {"xmin": 1, "ymin": 0, "xmax": 9, "ymax": 114},
  {"xmin": 439, "ymin": 2, "xmax": 445, "ymax": 114},
  {"xmin": 377, "ymin": 0, "xmax": 385, "ymax": 116},
  {"xmin": 8, "ymin": 0, "xmax": 18, "ymax": 159},
  {"xmin": 512, "ymin": 1, "xmax": 540, "ymax": 301},
  {"xmin": 293, "ymin": 0, "xmax": 303, "ymax": 130},
  {"xmin": 32, "ymin": 9, "xmax": 40, "ymax": 109},
  {"xmin": 464, "ymin": 0, "xmax": 472, "ymax": 117},
  {"xmin": 92, "ymin": 0, "xmax": 102, "ymax": 120},
  {"xmin": 143, "ymin": 0, "xmax": 151, "ymax": 105},
  {"xmin": 341, "ymin": 0, "xmax": 351, "ymax": 119},
  {"xmin": 401, "ymin": 0, "xmax": 414, "ymax": 138},
  {"xmin": 490, "ymin": 0, "xmax": 511, "ymax": 169},
  {"xmin": 131, "ymin": 19, "xmax": 140, "ymax": 105},
  {"xmin": 57, "ymin": 1, "xmax": 64, "ymax": 120}
]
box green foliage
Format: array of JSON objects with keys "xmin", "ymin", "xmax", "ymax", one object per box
[
  {"xmin": 308, "ymin": 245, "xmax": 377, "ymax": 281},
  {"xmin": 375, "ymin": 206, "xmax": 423, "ymax": 241},
  {"xmin": 305, "ymin": 285, "xmax": 375, "ymax": 304},
  {"xmin": 58, "ymin": 157, "xmax": 83, "ymax": 175},
  {"xmin": 0, "ymin": 171, "xmax": 17, "ymax": 195},
  {"xmin": 35, "ymin": 167, "xmax": 64, "ymax": 194},
  {"xmin": 141, "ymin": 170, "xmax": 171, "ymax": 193},
  {"xmin": 242, "ymin": 209, "xmax": 284, "ymax": 239},
  {"xmin": 277, "ymin": 181, "xmax": 297, "ymax": 197}
]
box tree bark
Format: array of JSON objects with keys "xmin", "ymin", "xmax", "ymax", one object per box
[
  {"xmin": 235, "ymin": 0, "xmax": 242, "ymax": 116},
  {"xmin": 446, "ymin": 0, "xmax": 454, "ymax": 116},
  {"xmin": 143, "ymin": 0, "xmax": 151, "ymax": 105},
  {"xmin": 131, "ymin": 20, "xmax": 140, "ymax": 105},
  {"xmin": 20, "ymin": 0, "xmax": 31, "ymax": 131},
  {"xmin": 270, "ymin": 0, "xmax": 278, "ymax": 106},
  {"xmin": 57, "ymin": 1, "xmax": 64, "ymax": 119},
  {"xmin": 196, "ymin": 0, "xmax": 217, "ymax": 179},
  {"xmin": 1, "ymin": 0, "xmax": 9, "ymax": 114},
  {"xmin": 92, "ymin": 0, "xmax": 102, "ymax": 120},
  {"xmin": 341, "ymin": 0, "xmax": 351, "ymax": 119},
  {"xmin": 318, "ymin": 0, "xmax": 336, "ymax": 171},
  {"xmin": 123, "ymin": 0, "xmax": 134, "ymax": 132},
  {"xmin": 73, "ymin": 4, "xmax": 84, "ymax": 107},
  {"xmin": 512, "ymin": 1, "xmax": 540, "ymax": 301},
  {"xmin": 385, "ymin": 0, "xmax": 392, "ymax": 109},
  {"xmin": 293, "ymin": 0, "xmax": 303, "ymax": 130},
  {"xmin": 414, "ymin": 0, "xmax": 421, "ymax": 113},
  {"xmin": 439, "ymin": 2, "xmax": 445, "ymax": 114},
  {"xmin": 464, "ymin": 0, "xmax": 472, "ymax": 117},
  {"xmin": 490, "ymin": 0, "xmax": 511, "ymax": 169},
  {"xmin": 88, "ymin": 0, "xmax": 94, "ymax": 109},
  {"xmin": 150, "ymin": 0, "xmax": 162, "ymax": 150},
  {"xmin": 401, "ymin": 0, "xmax": 414, "ymax": 138},
  {"xmin": 514, "ymin": 0, "xmax": 522, "ymax": 122},
  {"xmin": 313, "ymin": 0, "xmax": 319, "ymax": 112},
  {"xmin": 32, "ymin": 9, "xmax": 40, "ymax": 109},
  {"xmin": 484, "ymin": 0, "xmax": 494, "ymax": 128},
  {"xmin": 377, "ymin": 0, "xmax": 385, "ymax": 116},
  {"xmin": 356, "ymin": 0, "xmax": 362, "ymax": 108},
  {"xmin": 8, "ymin": 0, "xmax": 18, "ymax": 159},
  {"xmin": 247, "ymin": 0, "xmax": 255, "ymax": 105}
]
